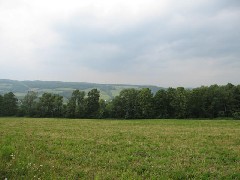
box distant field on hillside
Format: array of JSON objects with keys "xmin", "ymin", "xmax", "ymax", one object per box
[
  {"xmin": 0, "ymin": 79, "xmax": 163, "ymax": 100},
  {"xmin": 0, "ymin": 118, "xmax": 239, "ymax": 179}
]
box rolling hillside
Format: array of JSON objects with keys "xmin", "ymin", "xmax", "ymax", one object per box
[{"xmin": 0, "ymin": 79, "xmax": 163, "ymax": 100}]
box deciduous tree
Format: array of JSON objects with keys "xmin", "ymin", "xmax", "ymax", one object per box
[
  {"xmin": 85, "ymin": 89, "xmax": 100, "ymax": 118},
  {"xmin": 20, "ymin": 91, "xmax": 38, "ymax": 117},
  {"xmin": 2, "ymin": 92, "xmax": 18, "ymax": 116}
]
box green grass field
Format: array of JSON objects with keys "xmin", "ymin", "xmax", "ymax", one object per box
[{"xmin": 0, "ymin": 118, "xmax": 239, "ymax": 179}]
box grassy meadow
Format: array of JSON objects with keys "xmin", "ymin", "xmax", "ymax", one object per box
[{"xmin": 0, "ymin": 118, "xmax": 240, "ymax": 179}]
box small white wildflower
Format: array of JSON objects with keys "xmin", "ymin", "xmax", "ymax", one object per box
[{"xmin": 10, "ymin": 154, "xmax": 14, "ymax": 157}]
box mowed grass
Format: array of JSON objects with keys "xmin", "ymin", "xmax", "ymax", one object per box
[{"xmin": 0, "ymin": 118, "xmax": 240, "ymax": 179}]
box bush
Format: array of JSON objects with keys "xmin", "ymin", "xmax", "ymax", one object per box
[{"xmin": 232, "ymin": 112, "xmax": 240, "ymax": 120}]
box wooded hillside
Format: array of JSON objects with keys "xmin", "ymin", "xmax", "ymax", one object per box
[{"xmin": 0, "ymin": 79, "xmax": 162, "ymax": 101}]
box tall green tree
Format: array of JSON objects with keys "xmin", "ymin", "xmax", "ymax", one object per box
[
  {"xmin": 98, "ymin": 99, "xmax": 108, "ymax": 119},
  {"xmin": 154, "ymin": 89, "xmax": 168, "ymax": 118},
  {"xmin": 0, "ymin": 95, "xmax": 3, "ymax": 116},
  {"xmin": 67, "ymin": 90, "xmax": 85, "ymax": 118},
  {"xmin": 109, "ymin": 96, "xmax": 125, "ymax": 118},
  {"xmin": 138, "ymin": 88, "xmax": 154, "ymax": 118},
  {"xmin": 38, "ymin": 93, "xmax": 54, "ymax": 117},
  {"xmin": 232, "ymin": 85, "xmax": 240, "ymax": 114},
  {"xmin": 217, "ymin": 84, "xmax": 235, "ymax": 117},
  {"xmin": 85, "ymin": 89, "xmax": 100, "ymax": 118},
  {"xmin": 53, "ymin": 94, "xmax": 64, "ymax": 117},
  {"xmin": 154, "ymin": 87, "xmax": 188, "ymax": 118},
  {"xmin": 20, "ymin": 91, "xmax": 38, "ymax": 117},
  {"xmin": 166, "ymin": 88, "xmax": 177, "ymax": 118},
  {"xmin": 173, "ymin": 87, "xmax": 188, "ymax": 118},
  {"xmin": 204, "ymin": 85, "xmax": 225, "ymax": 118},
  {"xmin": 118, "ymin": 89, "xmax": 140, "ymax": 119},
  {"xmin": 37, "ymin": 93, "xmax": 63, "ymax": 117},
  {"xmin": 188, "ymin": 86, "xmax": 210, "ymax": 118},
  {"xmin": 2, "ymin": 92, "xmax": 18, "ymax": 116}
]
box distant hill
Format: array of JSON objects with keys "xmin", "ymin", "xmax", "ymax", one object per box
[{"xmin": 0, "ymin": 79, "xmax": 164, "ymax": 101}]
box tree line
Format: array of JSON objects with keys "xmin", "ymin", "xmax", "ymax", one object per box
[{"xmin": 0, "ymin": 83, "xmax": 240, "ymax": 119}]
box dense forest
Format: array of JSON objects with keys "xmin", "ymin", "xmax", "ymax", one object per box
[{"xmin": 0, "ymin": 83, "xmax": 240, "ymax": 119}]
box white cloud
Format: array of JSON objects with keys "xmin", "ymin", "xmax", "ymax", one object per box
[{"xmin": 0, "ymin": 0, "xmax": 240, "ymax": 86}]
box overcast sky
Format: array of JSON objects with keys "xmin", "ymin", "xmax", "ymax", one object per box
[{"xmin": 0, "ymin": 0, "xmax": 239, "ymax": 87}]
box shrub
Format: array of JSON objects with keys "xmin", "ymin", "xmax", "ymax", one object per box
[{"xmin": 232, "ymin": 112, "xmax": 240, "ymax": 120}]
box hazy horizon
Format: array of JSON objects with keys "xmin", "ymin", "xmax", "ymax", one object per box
[
  {"xmin": 1, "ymin": 78, "xmax": 239, "ymax": 89},
  {"xmin": 0, "ymin": 0, "xmax": 240, "ymax": 87}
]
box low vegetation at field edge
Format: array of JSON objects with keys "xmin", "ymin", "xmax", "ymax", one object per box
[{"xmin": 0, "ymin": 118, "xmax": 240, "ymax": 179}]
